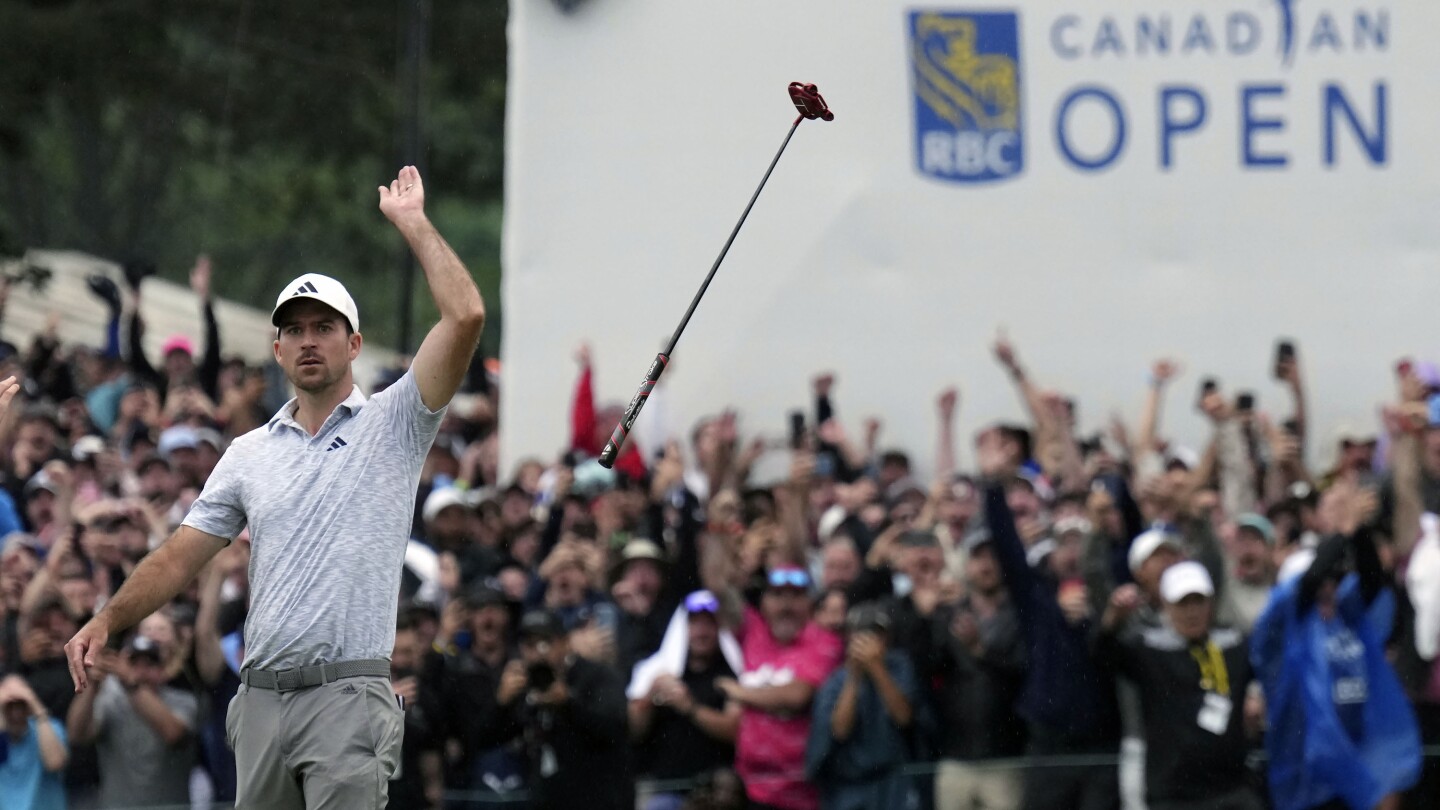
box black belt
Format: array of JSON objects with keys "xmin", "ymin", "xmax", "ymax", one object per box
[{"xmin": 240, "ymin": 659, "xmax": 390, "ymax": 692}]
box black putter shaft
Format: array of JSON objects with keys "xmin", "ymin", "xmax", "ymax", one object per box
[{"xmin": 597, "ymin": 117, "xmax": 806, "ymax": 469}]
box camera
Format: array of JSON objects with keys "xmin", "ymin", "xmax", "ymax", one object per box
[{"xmin": 526, "ymin": 660, "xmax": 556, "ymax": 692}]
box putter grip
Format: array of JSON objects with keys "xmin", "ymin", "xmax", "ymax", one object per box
[{"xmin": 598, "ymin": 353, "xmax": 669, "ymax": 469}]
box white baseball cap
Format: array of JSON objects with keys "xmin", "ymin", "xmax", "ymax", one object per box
[
  {"xmin": 272, "ymin": 273, "xmax": 360, "ymax": 333},
  {"xmin": 1128, "ymin": 528, "xmax": 1183, "ymax": 574},
  {"xmin": 1160, "ymin": 561, "xmax": 1215, "ymax": 604},
  {"xmin": 422, "ymin": 487, "xmax": 469, "ymax": 524},
  {"xmin": 1278, "ymin": 548, "xmax": 1317, "ymax": 584}
]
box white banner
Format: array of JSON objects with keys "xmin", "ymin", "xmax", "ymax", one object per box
[{"xmin": 502, "ymin": 0, "xmax": 1440, "ymax": 478}]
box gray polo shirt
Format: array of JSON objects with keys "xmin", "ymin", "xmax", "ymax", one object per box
[
  {"xmin": 94, "ymin": 676, "xmax": 198, "ymax": 807},
  {"xmin": 183, "ymin": 370, "xmax": 445, "ymax": 670}
]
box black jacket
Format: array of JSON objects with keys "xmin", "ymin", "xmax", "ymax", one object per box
[
  {"xmin": 931, "ymin": 598, "xmax": 1028, "ymax": 760},
  {"xmin": 1095, "ymin": 622, "xmax": 1255, "ymax": 803},
  {"xmin": 490, "ymin": 656, "xmax": 633, "ymax": 810},
  {"xmin": 985, "ymin": 482, "xmax": 1120, "ymax": 749}
]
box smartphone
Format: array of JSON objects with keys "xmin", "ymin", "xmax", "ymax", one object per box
[
  {"xmin": 1236, "ymin": 392, "xmax": 1256, "ymax": 413},
  {"xmin": 1196, "ymin": 378, "xmax": 1218, "ymax": 410},
  {"xmin": 788, "ymin": 411, "xmax": 806, "ymax": 450},
  {"xmin": 1273, "ymin": 340, "xmax": 1296, "ymax": 380}
]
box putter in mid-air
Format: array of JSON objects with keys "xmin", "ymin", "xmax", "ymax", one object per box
[{"xmin": 598, "ymin": 82, "xmax": 834, "ymax": 468}]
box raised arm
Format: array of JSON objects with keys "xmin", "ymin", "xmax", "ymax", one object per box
[
  {"xmin": 935, "ymin": 388, "xmax": 959, "ymax": 481},
  {"xmin": 1137, "ymin": 359, "xmax": 1180, "ymax": 457},
  {"xmin": 194, "ymin": 543, "xmax": 245, "ymax": 686},
  {"xmin": 65, "ymin": 525, "xmax": 228, "ymax": 691},
  {"xmin": 190, "ymin": 256, "xmax": 224, "ymax": 401},
  {"xmin": 379, "ymin": 166, "xmax": 486, "ymax": 412},
  {"xmin": 1276, "ymin": 345, "xmax": 1308, "ymax": 455},
  {"xmin": 993, "ymin": 329, "xmax": 1049, "ymax": 430}
]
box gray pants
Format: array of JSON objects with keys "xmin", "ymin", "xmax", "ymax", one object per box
[{"xmin": 225, "ymin": 675, "xmax": 403, "ymax": 809}]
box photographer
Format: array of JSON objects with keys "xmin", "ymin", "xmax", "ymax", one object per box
[
  {"xmin": 0, "ymin": 672, "xmax": 68, "ymax": 809},
  {"xmin": 491, "ymin": 609, "xmax": 632, "ymax": 810}
]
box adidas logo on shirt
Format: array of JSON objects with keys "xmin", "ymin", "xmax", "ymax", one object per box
[{"xmin": 326, "ymin": 437, "xmax": 349, "ymax": 452}]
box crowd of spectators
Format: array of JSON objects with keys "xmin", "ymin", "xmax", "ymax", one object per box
[{"xmin": 1, "ymin": 260, "xmax": 1439, "ymax": 810}]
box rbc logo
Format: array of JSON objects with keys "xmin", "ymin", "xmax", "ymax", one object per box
[{"xmin": 909, "ymin": 10, "xmax": 1024, "ymax": 183}]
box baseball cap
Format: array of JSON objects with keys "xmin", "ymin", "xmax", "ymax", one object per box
[
  {"xmin": 898, "ymin": 530, "xmax": 941, "ymax": 549},
  {"xmin": 422, "ymin": 487, "xmax": 469, "ymax": 523},
  {"xmin": 1159, "ymin": 561, "xmax": 1214, "ymax": 604},
  {"xmin": 194, "ymin": 428, "xmax": 223, "ymax": 453},
  {"xmin": 157, "ymin": 425, "xmax": 200, "ymax": 459},
  {"xmin": 125, "ymin": 635, "xmax": 164, "ymax": 661},
  {"xmin": 271, "ymin": 273, "xmax": 360, "ymax": 334},
  {"xmin": 1236, "ymin": 513, "xmax": 1276, "ymax": 546},
  {"xmin": 1334, "ymin": 421, "xmax": 1377, "ymax": 447},
  {"xmin": 518, "ymin": 609, "xmax": 565, "ymax": 642},
  {"xmin": 23, "ymin": 471, "xmax": 57, "ymax": 498},
  {"xmin": 846, "ymin": 602, "xmax": 892, "ymax": 635},
  {"xmin": 1128, "ymin": 529, "xmax": 1183, "ymax": 574},
  {"xmin": 1278, "ymin": 548, "xmax": 1317, "ymax": 584},
  {"xmin": 962, "ymin": 528, "xmax": 993, "ymax": 553},
  {"xmin": 160, "ymin": 334, "xmax": 195, "ymax": 357},
  {"xmin": 1054, "ymin": 516, "xmax": 1093, "ymax": 539},
  {"xmin": 620, "ymin": 538, "xmax": 664, "ymax": 564},
  {"xmin": 72, "ymin": 435, "xmax": 107, "ymax": 463},
  {"xmin": 463, "ymin": 585, "xmax": 508, "ymax": 611},
  {"xmin": 684, "ymin": 590, "xmax": 721, "ymax": 614}
]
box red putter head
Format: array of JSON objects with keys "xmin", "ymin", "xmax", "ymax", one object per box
[{"xmin": 788, "ymin": 82, "xmax": 834, "ymax": 121}]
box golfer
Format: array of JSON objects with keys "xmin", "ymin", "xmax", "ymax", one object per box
[{"xmin": 64, "ymin": 166, "xmax": 485, "ymax": 809}]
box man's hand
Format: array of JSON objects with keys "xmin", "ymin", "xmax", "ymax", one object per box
[
  {"xmin": 951, "ymin": 610, "xmax": 982, "ymax": 654},
  {"xmin": 0, "ymin": 674, "xmax": 46, "ymax": 717},
  {"xmin": 497, "ymin": 660, "xmax": 527, "ymax": 706},
  {"xmin": 974, "ymin": 428, "xmax": 1010, "ymax": 480},
  {"xmin": 1151, "ymin": 359, "xmax": 1180, "ymax": 386},
  {"xmin": 865, "ymin": 525, "xmax": 904, "ymax": 570},
  {"xmin": 574, "ymin": 342, "xmax": 591, "ymax": 369},
  {"xmin": 437, "ymin": 600, "xmax": 468, "ymax": 650},
  {"xmin": 65, "ymin": 615, "xmax": 112, "ymax": 692},
  {"xmin": 392, "ymin": 676, "xmax": 419, "ymax": 708},
  {"xmin": 650, "ymin": 440, "xmax": 685, "ymax": 500},
  {"xmin": 813, "ymin": 373, "xmax": 835, "ymax": 398},
  {"xmin": 189, "ymin": 255, "xmax": 212, "ymax": 301},
  {"xmin": 1103, "ymin": 583, "xmax": 1142, "ymax": 630},
  {"xmin": 1200, "ymin": 388, "xmax": 1230, "ymax": 422},
  {"xmin": 653, "ymin": 674, "xmax": 696, "ymax": 716},
  {"xmin": 1058, "ymin": 582, "xmax": 1092, "ymax": 626},
  {"xmin": 570, "ymin": 623, "xmax": 616, "ymax": 664},
  {"xmin": 937, "ymin": 388, "xmax": 959, "ymax": 421},
  {"xmin": 848, "ymin": 632, "xmax": 886, "ymax": 677},
  {"xmin": 378, "ymin": 165, "xmax": 427, "ymax": 227},
  {"xmin": 993, "ymin": 328, "xmax": 1021, "ymax": 376},
  {"xmin": 714, "ymin": 676, "xmax": 741, "ymax": 703},
  {"xmin": 532, "ymin": 676, "xmax": 569, "ymax": 707},
  {"xmin": 0, "ymin": 375, "xmax": 18, "ymax": 417},
  {"xmin": 1277, "ymin": 353, "xmax": 1300, "ymax": 388},
  {"xmin": 816, "ymin": 419, "xmax": 847, "ymax": 448},
  {"xmin": 911, "ymin": 584, "xmax": 941, "ymax": 618}
]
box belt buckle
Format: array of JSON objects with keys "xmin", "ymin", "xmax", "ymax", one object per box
[{"xmin": 274, "ymin": 666, "xmax": 302, "ymax": 692}]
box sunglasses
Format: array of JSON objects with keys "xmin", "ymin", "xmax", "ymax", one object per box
[{"xmin": 766, "ymin": 568, "xmax": 811, "ymax": 590}]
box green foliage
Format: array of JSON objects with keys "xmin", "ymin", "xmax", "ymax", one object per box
[{"xmin": 0, "ymin": 0, "xmax": 508, "ymax": 352}]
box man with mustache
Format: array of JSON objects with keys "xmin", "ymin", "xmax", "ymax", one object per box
[
  {"xmin": 64, "ymin": 166, "xmax": 486, "ymax": 810},
  {"xmin": 716, "ymin": 567, "xmax": 843, "ymax": 810}
]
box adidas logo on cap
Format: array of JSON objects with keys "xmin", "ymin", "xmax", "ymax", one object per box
[{"xmin": 271, "ymin": 273, "xmax": 360, "ymax": 333}]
